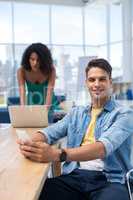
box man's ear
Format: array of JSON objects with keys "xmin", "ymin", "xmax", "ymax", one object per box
[
  {"xmin": 85, "ymin": 78, "xmax": 88, "ymax": 87},
  {"xmin": 110, "ymin": 78, "xmax": 113, "ymax": 85}
]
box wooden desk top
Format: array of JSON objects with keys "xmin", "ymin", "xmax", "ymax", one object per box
[{"xmin": 0, "ymin": 125, "xmax": 50, "ymax": 200}]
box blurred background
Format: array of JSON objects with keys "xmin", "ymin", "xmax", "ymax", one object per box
[{"xmin": 0, "ymin": 0, "xmax": 133, "ymax": 107}]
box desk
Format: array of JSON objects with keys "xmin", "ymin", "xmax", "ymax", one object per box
[{"xmin": 0, "ymin": 125, "xmax": 50, "ymax": 200}]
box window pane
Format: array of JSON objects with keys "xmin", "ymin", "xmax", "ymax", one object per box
[
  {"xmin": 85, "ymin": 46, "xmax": 99, "ymax": 57},
  {"xmin": 97, "ymin": 45, "xmax": 107, "ymax": 59},
  {"xmin": 51, "ymin": 6, "xmax": 83, "ymax": 45},
  {"xmin": 110, "ymin": 4, "xmax": 122, "ymax": 42},
  {"xmin": 0, "ymin": 2, "xmax": 12, "ymax": 43},
  {"xmin": 110, "ymin": 43, "xmax": 123, "ymax": 78},
  {"xmin": 14, "ymin": 44, "xmax": 28, "ymax": 67},
  {"xmin": 0, "ymin": 44, "xmax": 14, "ymax": 105},
  {"xmin": 85, "ymin": 45, "xmax": 107, "ymax": 59},
  {"xmin": 52, "ymin": 45, "xmax": 84, "ymax": 100},
  {"xmin": 14, "ymin": 3, "xmax": 49, "ymax": 43},
  {"xmin": 85, "ymin": 5, "xmax": 106, "ymax": 45}
]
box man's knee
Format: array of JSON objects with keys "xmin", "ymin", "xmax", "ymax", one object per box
[
  {"xmin": 90, "ymin": 183, "xmax": 130, "ymax": 200},
  {"xmin": 39, "ymin": 176, "xmax": 82, "ymax": 200},
  {"xmin": 39, "ymin": 178, "xmax": 56, "ymax": 200}
]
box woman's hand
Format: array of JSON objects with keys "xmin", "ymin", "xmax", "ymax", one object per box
[{"xmin": 44, "ymin": 104, "xmax": 51, "ymax": 111}]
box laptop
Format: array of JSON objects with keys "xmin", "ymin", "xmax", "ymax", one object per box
[{"xmin": 8, "ymin": 105, "xmax": 48, "ymax": 128}]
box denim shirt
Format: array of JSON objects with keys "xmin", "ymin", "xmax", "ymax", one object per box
[{"xmin": 42, "ymin": 99, "xmax": 133, "ymax": 184}]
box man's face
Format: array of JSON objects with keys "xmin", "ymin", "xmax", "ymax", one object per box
[{"xmin": 86, "ymin": 67, "xmax": 112, "ymax": 102}]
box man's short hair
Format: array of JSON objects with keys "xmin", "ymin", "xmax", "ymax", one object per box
[{"xmin": 86, "ymin": 58, "xmax": 112, "ymax": 78}]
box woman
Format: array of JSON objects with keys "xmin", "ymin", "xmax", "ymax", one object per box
[{"xmin": 17, "ymin": 43, "xmax": 60, "ymax": 110}]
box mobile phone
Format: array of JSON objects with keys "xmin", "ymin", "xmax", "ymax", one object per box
[{"xmin": 16, "ymin": 130, "xmax": 31, "ymax": 142}]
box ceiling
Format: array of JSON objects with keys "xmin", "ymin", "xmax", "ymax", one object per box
[
  {"xmin": 0, "ymin": 0, "xmax": 122, "ymax": 6},
  {"xmin": 0, "ymin": 0, "xmax": 83, "ymax": 6}
]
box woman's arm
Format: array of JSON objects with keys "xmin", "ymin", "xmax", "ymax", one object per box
[
  {"xmin": 17, "ymin": 67, "xmax": 26, "ymax": 105},
  {"xmin": 45, "ymin": 67, "xmax": 56, "ymax": 108}
]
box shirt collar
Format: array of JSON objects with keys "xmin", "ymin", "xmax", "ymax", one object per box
[
  {"xmin": 84, "ymin": 98, "xmax": 115, "ymax": 114},
  {"xmin": 103, "ymin": 99, "xmax": 115, "ymax": 112}
]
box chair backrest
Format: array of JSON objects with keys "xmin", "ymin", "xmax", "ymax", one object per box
[
  {"xmin": 56, "ymin": 95, "xmax": 66, "ymax": 103},
  {"xmin": 0, "ymin": 107, "xmax": 10, "ymax": 123},
  {"xmin": 126, "ymin": 169, "xmax": 133, "ymax": 200},
  {"xmin": 7, "ymin": 96, "xmax": 65, "ymax": 106},
  {"xmin": 7, "ymin": 97, "xmax": 20, "ymax": 106},
  {"xmin": 0, "ymin": 97, "xmax": 20, "ymax": 123}
]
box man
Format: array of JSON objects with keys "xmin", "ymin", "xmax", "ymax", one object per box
[{"xmin": 18, "ymin": 58, "xmax": 133, "ymax": 200}]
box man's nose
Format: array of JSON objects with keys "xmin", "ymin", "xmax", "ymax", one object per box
[{"xmin": 94, "ymin": 79, "xmax": 100, "ymax": 86}]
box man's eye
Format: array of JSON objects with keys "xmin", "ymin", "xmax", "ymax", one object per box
[
  {"xmin": 88, "ymin": 78, "xmax": 95, "ymax": 82},
  {"xmin": 100, "ymin": 78, "xmax": 106, "ymax": 81}
]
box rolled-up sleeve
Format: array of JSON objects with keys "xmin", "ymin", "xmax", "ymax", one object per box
[{"xmin": 98, "ymin": 111, "xmax": 133, "ymax": 157}]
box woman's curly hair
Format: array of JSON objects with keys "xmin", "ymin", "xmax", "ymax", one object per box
[{"xmin": 21, "ymin": 43, "xmax": 54, "ymax": 79}]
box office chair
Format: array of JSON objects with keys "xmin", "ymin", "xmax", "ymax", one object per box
[
  {"xmin": 7, "ymin": 95, "xmax": 65, "ymax": 106},
  {"xmin": 0, "ymin": 96, "xmax": 18, "ymax": 123},
  {"xmin": 7, "ymin": 96, "xmax": 20, "ymax": 106},
  {"xmin": 126, "ymin": 169, "xmax": 133, "ymax": 200}
]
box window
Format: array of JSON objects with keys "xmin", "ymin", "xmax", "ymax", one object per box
[
  {"xmin": 110, "ymin": 43, "xmax": 123, "ymax": 78},
  {"xmin": 14, "ymin": 3, "xmax": 49, "ymax": 44},
  {"xmin": 51, "ymin": 5, "xmax": 83, "ymax": 45},
  {"xmin": 0, "ymin": 2, "xmax": 12, "ymax": 43},
  {"xmin": 0, "ymin": 1, "xmax": 127, "ymax": 106},
  {"xmin": 110, "ymin": 4, "xmax": 122, "ymax": 42},
  {"xmin": 0, "ymin": 44, "xmax": 14, "ymax": 105},
  {"xmin": 85, "ymin": 5, "xmax": 106, "ymax": 45},
  {"xmin": 52, "ymin": 45, "xmax": 84, "ymax": 100}
]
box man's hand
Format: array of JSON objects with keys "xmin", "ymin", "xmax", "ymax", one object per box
[
  {"xmin": 17, "ymin": 140, "xmax": 60, "ymax": 163},
  {"xmin": 31, "ymin": 131, "xmax": 46, "ymax": 142}
]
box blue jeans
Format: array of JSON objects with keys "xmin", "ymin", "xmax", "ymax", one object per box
[{"xmin": 39, "ymin": 169, "xmax": 129, "ymax": 200}]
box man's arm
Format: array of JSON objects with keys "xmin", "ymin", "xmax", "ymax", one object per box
[
  {"xmin": 65, "ymin": 142, "xmax": 105, "ymax": 161},
  {"xmin": 18, "ymin": 108, "xmax": 133, "ymax": 163},
  {"xmin": 98, "ymin": 110, "xmax": 133, "ymax": 157},
  {"xmin": 31, "ymin": 116, "xmax": 70, "ymax": 145},
  {"xmin": 18, "ymin": 140, "xmax": 105, "ymax": 163},
  {"xmin": 31, "ymin": 108, "xmax": 73, "ymax": 144},
  {"xmin": 64, "ymin": 109, "xmax": 133, "ymax": 162},
  {"xmin": 37, "ymin": 108, "xmax": 75, "ymax": 144}
]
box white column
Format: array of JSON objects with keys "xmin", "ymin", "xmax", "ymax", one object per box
[
  {"xmin": 106, "ymin": 4, "xmax": 110, "ymax": 61},
  {"xmin": 122, "ymin": 0, "xmax": 133, "ymax": 82}
]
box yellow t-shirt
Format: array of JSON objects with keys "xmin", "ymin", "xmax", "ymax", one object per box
[{"xmin": 81, "ymin": 108, "xmax": 102, "ymax": 145}]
